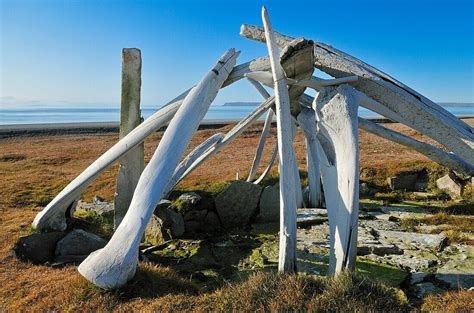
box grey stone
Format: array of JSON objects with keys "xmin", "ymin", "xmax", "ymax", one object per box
[
  {"xmin": 372, "ymin": 244, "xmax": 403, "ymax": 256},
  {"xmin": 378, "ymin": 230, "xmax": 448, "ymax": 251},
  {"xmin": 357, "ymin": 243, "xmax": 403, "ymax": 256},
  {"xmin": 436, "ymin": 173, "xmax": 463, "ymax": 198},
  {"xmin": 414, "ymin": 180, "xmax": 428, "ymax": 192},
  {"xmin": 366, "ymin": 211, "xmax": 392, "ymax": 221},
  {"xmin": 178, "ymin": 192, "xmax": 202, "ymax": 205},
  {"xmin": 145, "ymin": 216, "xmax": 169, "ymax": 245},
  {"xmin": 184, "ymin": 210, "xmax": 207, "ymax": 222},
  {"xmin": 184, "ymin": 220, "xmax": 200, "ymax": 234},
  {"xmin": 76, "ymin": 200, "xmax": 114, "ymax": 215},
  {"xmin": 365, "ymin": 250, "xmax": 439, "ymax": 272},
  {"xmin": 251, "ymin": 222, "xmax": 279, "ymax": 234},
  {"xmin": 410, "ymin": 272, "xmax": 433, "ymax": 285},
  {"xmin": 436, "ymin": 246, "xmax": 474, "ymax": 289},
  {"xmin": 215, "ymin": 181, "xmax": 262, "ymax": 228},
  {"xmin": 413, "ymin": 282, "xmax": 445, "ymax": 298},
  {"xmin": 204, "ymin": 211, "xmax": 221, "ymax": 231},
  {"xmin": 297, "ymin": 208, "xmax": 328, "ymax": 228},
  {"xmin": 258, "ymin": 184, "xmax": 280, "ymax": 222},
  {"xmin": 145, "ymin": 205, "xmax": 185, "ymax": 245},
  {"xmin": 13, "ymin": 232, "xmax": 66, "ymax": 264},
  {"xmin": 388, "ymin": 173, "xmax": 418, "ymax": 191},
  {"xmin": 55, "ymin": 229, "xmax": 106, "ymax": 257}
]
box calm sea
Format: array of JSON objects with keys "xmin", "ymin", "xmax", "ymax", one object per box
[{"xmin": 0, "ymin": 104, "xmax": 472, "ymax": 125}]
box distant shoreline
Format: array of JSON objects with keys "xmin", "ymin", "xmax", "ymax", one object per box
[{"xmin": 1, "ymin": 115, "xmax": 473, "ymax": 138}]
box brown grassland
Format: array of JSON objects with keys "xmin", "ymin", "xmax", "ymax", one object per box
[{"xmin": 0, "ymin": 120, "xmax": 473, "ymax": 311}]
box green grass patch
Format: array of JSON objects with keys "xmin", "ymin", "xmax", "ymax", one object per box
[
  {"xmin": 74, "ymin": 210, "xmax": 114, "ymax": 239},
  {"xmin": 356, "ymin": 259, "xmax": 409, "ymax": 287}
]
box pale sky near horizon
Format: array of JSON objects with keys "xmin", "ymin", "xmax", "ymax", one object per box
[{"xmin": 1, "ymin": 0, "xmax": 473, "ymax": 108}]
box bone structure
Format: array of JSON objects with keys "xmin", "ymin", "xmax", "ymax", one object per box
[{"xmin": 31, "ymin": 7, "xmax": 474, "ymax": 288}]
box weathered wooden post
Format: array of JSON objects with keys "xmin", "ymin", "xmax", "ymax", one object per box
[{"xmin": 114, "ymin": 48, "xmax": 145, "ymax": 229}]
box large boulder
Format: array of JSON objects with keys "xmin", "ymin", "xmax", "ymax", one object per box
[
  {"xmin": 203, "ymin": 211, "xmax": 222, "ymax": 232},
  {"xmin": 55, "ymin": 229, "xmax": 107, "ymax": 260},
  {"xmin": 215, "ymin": 181, "xmax": 262, "ymax": 229},
  {"xmin": 13, "ymin": 232, "xmax": 65, "ymax": 264},
  {"xmin": 145, "ymin": 200, "xmax": 185, "ymax": 245},
  {"xmin": 387, "ymin": 173, "xmax": 418, "ymax": 191},
  {"xmin": 436, "ymin": 173, "xmax": 463, "ymax": 198},
  {"xmin": 258, "ymin": 184, "xmax": 280, "ymax": 223}
]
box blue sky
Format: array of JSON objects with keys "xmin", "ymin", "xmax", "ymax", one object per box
[{"xmin": 1, "ymin": 0, "xmax": 473, "ymax": 108}]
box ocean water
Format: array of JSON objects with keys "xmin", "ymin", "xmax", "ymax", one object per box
[{"xmin": 0, "ymin": 104, "xmax": 472, "ymax": 125}]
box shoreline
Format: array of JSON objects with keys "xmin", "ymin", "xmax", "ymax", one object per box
[{"xmin": 1, "ymin": 115, "xmax": 473, "ymax": 138}]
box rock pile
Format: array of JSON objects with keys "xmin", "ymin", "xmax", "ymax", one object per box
[{"xmin": 13, "ymin": 229, "xmax": 106, "ymax": 266}]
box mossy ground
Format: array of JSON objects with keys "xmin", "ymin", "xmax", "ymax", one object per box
[{"xmin": 73, "ymin": 209, "xmax": 115, "ymax": 239}]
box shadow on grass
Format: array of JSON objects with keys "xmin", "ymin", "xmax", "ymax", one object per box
[{"xmin": 75, "ymin": 263, "xmax": 198, "ymax": 303}]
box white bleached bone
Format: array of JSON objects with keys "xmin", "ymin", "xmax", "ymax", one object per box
[
  {"xmin": 78, "ymin": 49, "xmax": 239, "ymax": 289},
  {"xmin": 32, "ymin": 54, "xmax": 272, "ymax": 231},
  {"xmin": 245, "ymin": 71, "xmax": 274, "ymax": 87},
  {"xmin": 163, "ymin": 133, "xmax": 224, "ymax": 198},
  {"xmin": 240, "ymin": 24, "xmax": 474, "ymax": 164},
  {"xmin": 315, "ymin": 84, "xmax": 359, "ymax": 275},
  {"xmin": 246, "ymin": 71, "xmax": 358, "ymax": 90},
  {"xmin": 289, "ymin": 75, "xmax": 358, "ymax": 88},
  {"xmin": 358, "ymin": 118, "xmax": 474, "ymax": 175},
  {"xmin": 262, "ymin": 6, "xmax": 298, "ymax": 273},
  {"xmin": 301, "ymin": 93, "xmax": 474, "ymax": 176},
  {"xmin": 253, "ymin": 143, "xmax": 279, "ymax": 185},
  {"xmin": 32, "ymin": 91, "xmax": 188, "ymax": 231},
  {"xmin": 246, "ymin": 77, "xmax": 302, "ymax": 206},
  {"xmin": 297, "ymin": 106, "xmax": 322, "ymax": 208},
  {"xmin": 290, "ymin": 121, "xmax": 304, "ymax": 208},
  {"xmin": 171, "ymin": 96, "xmax": 275, "ymax": 187},
  {"xmin": 246, "ymin": 78, "xmax": 275, "ymax": 182}
]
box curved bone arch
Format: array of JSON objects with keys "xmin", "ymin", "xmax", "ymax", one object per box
[
  {"xmin": 240, "ymin": 24, "xmax": 474, "ymax": 165},
  {"xmin": 78, "ymin": 49, "xmax": 239, "ymax": 289},
  {"xmin": 30, "ymin": 6, "xmax": 472, "ymax": 289}
]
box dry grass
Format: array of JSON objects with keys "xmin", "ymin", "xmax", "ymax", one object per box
[
  {"xmin": 401, "ymin": 213, "xmax": 474, "ymax": 232},
  {"xmin": 0, "ymin": 121, "xmax": 470, "ymax": 310},
  {"xmin": 422, "ymin": 289, "xmax": 474, "ymax": 312},
  {"xmin": 401, "ymin": 213, "xmax": 474, "ymax": 244}
]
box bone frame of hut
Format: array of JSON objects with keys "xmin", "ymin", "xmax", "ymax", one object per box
[{"xmin": 28, "ymin": 6, "xmax": 473, "ymax": 289}]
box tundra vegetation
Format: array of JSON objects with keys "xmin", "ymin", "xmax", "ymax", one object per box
[{"xmin": 2, "ymin": 6, "xmax": 473, "ymax": 311}]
